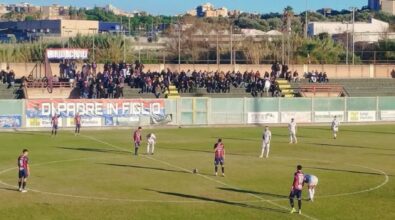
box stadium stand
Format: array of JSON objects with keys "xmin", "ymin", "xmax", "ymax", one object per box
[
  {"xmin": 0, "ymin": 83, "xmax": 23, "ymax": 99},
  {"xmin": 291, "ymin": 78, "xmax": 395, "ymax": 97}
]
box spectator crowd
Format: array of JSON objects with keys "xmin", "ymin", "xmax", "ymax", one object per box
[
  {"xmin": 0, "ymin": 67, "xmax": 16, "ymax": 89},
  {"xmin": 56, "ymin": 61, "xmax": 308, "ymax": 99}
]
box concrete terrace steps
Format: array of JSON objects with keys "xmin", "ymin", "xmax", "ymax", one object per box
[
  {"xmin": 0, "ymin": 83, "xmax": 21, "ymax": 99},
  {"xmin": 291, "ymin": 78, "xmax": 395, "ymax": 97},
  {"xmin": 277, "ymin": 80, "xmax": 294, "ymax": 97}
]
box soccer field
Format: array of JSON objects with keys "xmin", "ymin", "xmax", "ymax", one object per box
[{"xmin": 0, "ymin": 125, "xmax": 394, "ymax": 220}]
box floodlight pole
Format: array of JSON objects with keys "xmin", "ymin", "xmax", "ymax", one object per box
[
  {"xmin": 351, "ymin": 7, "xmax": 355, "ymax": 65},
  {"xmin": 178, "ymin": 19, "xmax": 181, "ymax": 71},
  {"xmin": 305, "ymin": 0, "xmax": 308, "ymax": 38}
]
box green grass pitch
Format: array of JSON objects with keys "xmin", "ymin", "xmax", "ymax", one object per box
[{"xmin": 0, "ymin": 125, "xmax": 394, "ymax": 220}]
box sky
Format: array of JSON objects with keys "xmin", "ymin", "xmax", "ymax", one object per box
[{"xmin": 2, "ymin": 0, "xmax": 368, "ymax": 15}]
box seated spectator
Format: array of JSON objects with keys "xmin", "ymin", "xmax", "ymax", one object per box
[{"xmin": 292, "ymin": 71, "xmax": 299, "ymax": 82}]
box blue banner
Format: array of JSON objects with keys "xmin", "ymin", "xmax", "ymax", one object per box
[{"xmin": 0, "ymin": 115, "xmax": 22, "ymax": 128}]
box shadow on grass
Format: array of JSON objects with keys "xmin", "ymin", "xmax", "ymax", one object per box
[
  {"xmin": 303, "ymin": 127, "xmax": 395, "ymax": 135},
  {"xmin": 304, "ymin": 166, "xmax": 384, "ymax": 176},
  {"xmin": 99, "ymin": 163, "xmax": 190, "ymax": 174},
  {"xmin": 368, "ymin": 153, "xmax": 395, "ymax": 157},
  {"xmin": 213, "ymin": 137, "xmax": 260, "ymax": 142},
  {"xmin": 218, "ymin": 187, "xmax": 287, "ymax": 199},
  {"xmin": 309, "ymin": 143, "xmax": 395, "ymax": 151},
  {"xmin": 57, "ymin": 146, "xmax": 129, "ymax": 154},
  {"xmin": 0, "ymin": 187, "xmax": 18, "ymax": 192},
  {"xmin": 161, "ymin": 146, "xmax": 257, "ymax": 158},
  {"xmin": 3, "ymin": 131, "xmax": 51, "ymax": 137},
  {"xmin": 145, "ymin": 189, "xmax": 287, "ymax": 214}
]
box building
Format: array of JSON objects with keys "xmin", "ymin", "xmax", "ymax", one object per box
[
  {"xmin": 197, "ymin": 3, "xmax": 214, "ymax": 17},
  {"xmin": 228, "ymin": 10, "xmax": 241, "ymax": 18},
  {"xmin": 196, "ymin": 3, "xmax": 228, "ymax": 18},
  {"xmin": 381, "ymin": 0, "xmax": 395, "ymax": 15},
  {"xmin": 368, "ymin": 0, "xmax": 382, "ymax": 10},
  {"xmin": 214, "ymin": 7, "xmax": 228, "ymax": 17},
  {"xmin": 186, "ymin": 9, "xmax": 197, "ymax": 16},
  {"xmin": 307, "ymin": 18, "xmax": 389, "ymax": 42},
  {"xmin": 41, "ymin": 4, "xmax": 69, "ymax": 20},
  {"xmin": 0, "ymin": 4, "xmax": 9, "ymax": 16},
  {"xmin": 99, "ymin": 22, "xmax": 122, "ymax": 34},
  {"xmin": 103, "ymin": 4, "xmax": 134, "ymax": 17},
  {"xmin": 317, "ymin": 8, "xmax": 333, "ymax": 16},
  {"xmin": 6, "ymin": 2, "xmax": 31, "ymax": 13},
  {"xmin": 0, "ymin": 19, "xmax": 99, "ymax": 38}
]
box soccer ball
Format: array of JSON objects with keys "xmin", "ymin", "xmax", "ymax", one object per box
[{"xmin": 192, "ymin": 168, "xmax": 199, "ymax": 174}]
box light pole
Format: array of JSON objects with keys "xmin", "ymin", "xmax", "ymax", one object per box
[
  {"xmin": 346, "ymin": 22, "xmax": 349, "ymax": 65},
  {"xmin": 305, "ymin": 0, "xmax": 308, "ymax": 38},
  {"xmin": 123, "ymin": 26, "xmax": 126, "ymax": 62},
  {"xmin": 230, "ymin": 25, "xmax": 233, "ymax": 66},
  {"xmin": 177, "ymin": 19, "xmax": 181, "ymax": 71},
  {"xmin": 351, "ymin": 7, "xmax": 356, "ymax": 65},
  {"xmin": 65, "ymin": 30, "xmax": 72, "ymax": 48},
  {"xmin": 88, "ymin": 28, "xmax": 97, "ymax": 61}
]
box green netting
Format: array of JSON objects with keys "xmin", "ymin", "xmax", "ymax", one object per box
[
  {"xmin": 280, "ymin": 98, "xmax": 312, "ymax": 111},
  {"xmin": 346, "ymin": 97, "xmax": 377, "ymax": 111},
  {"xmin": 313, "ymin": 98, "xmax": 345, "ymax": 111},
  {"xmin": 164, "ymin": 99, "xmax": 177, "ymax": 115},
  {"xmin": 181, "ymin": 112, "xmax": 193, "ymax": 125},
  {"xmin": 246, "ymin": 98, "xmax": 279, "ymax": 112},
  {"xmin": 181, "ymin": 98, "xmax": 193, "ymax": 111},
  {"xmin": 195, "ymin": 98, "xmax": 207, "ymax": 112},
  {"xmin": 378, "ymin": 97, "xmax": 395, "ymax": 110},
  {"xmin": 0, "ymin": 100, "xmax": 23, "ymax": 115},
  {"xmin": 195, "ymin": 112, "xmax": 207, "ymax": 124},
  {"xmin": 212, "ymin": 98, "xmax": 244, "ymax": 113}
]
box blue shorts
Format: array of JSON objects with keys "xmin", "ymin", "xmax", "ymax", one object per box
[
  {"xmin": 214, "ymin": 157, "xmax": 224, "ymax": 166},
  {"xmin": 76, "ymin": 124, "xmax": 81, "ymax": 128},
  {"xmin": 18, "ymin": 169, "xmax": 28, "ymax": 178},
  {"xmin": 52, "ymin": 125, "xmax": 58, "ymax": 130},
  {"xmin": 289, "ymin": 189, "xmax": 302, "ymax": 200}
]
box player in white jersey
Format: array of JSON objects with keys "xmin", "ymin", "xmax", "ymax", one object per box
[
  {"xmin": 146, "ymin": 133, "xmax": 156, "ymax": 155},
  {"xmin": 260, "ymin": 126, "xmax": 272, "ymax": 158},
  {"xmin": 304, "ymin": 174, "xmax": 319, "ymax": 202},
  {"xmin": 288, "ymin": 118, "xmax": 297, "ymax": 144},
  {"xmin": 331, "ymin": 116, "xmax": 340, "ymax": 139}
]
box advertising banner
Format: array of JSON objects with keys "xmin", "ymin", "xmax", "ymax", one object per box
[
  {"xmin": 314, "ymin": 111, "xmax": 345, "ymax": 122},
  {"xmin": 66, "ymin": 117, "xmax": 102, "ymax": 127},
  {"xmin": 348, "ymin": 111, "xmax": 376, "ymax": 122},
  {"xmin": 281, "ymin": 112, "xmax": 311, "ymax": 123},
  {"xmin": 46, "ymin": 48, "xmax": 88, "ymax": 59},
  {"xmin": 104, "ymin": 116, "xmax": 140, "ymax": 126},
  {"xmin": 26, "ymin": 117, "xmax": 63, "ymax": 128},
  {"xmin": 247, "ymin": 112, "xmax": 279, "ymax": 124},
  {"xmin": 380, "ymin": 110, "xmax": 395, "ymax": 121},
  {"xmin": 0, "ymin": 115, "xmax": 22, "ymax": 128},
  {"xmin": 26, "ymin": 99, "xmax": 165, "ymax": 127}
]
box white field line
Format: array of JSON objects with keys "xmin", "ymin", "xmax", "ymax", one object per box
[
  {"xmin": 83, "ymin": 135, "xmax": 318, "ymax": 220},
  {"xmin": 0, "ymin": 134, "xmax": 388, "ymax": 218}
]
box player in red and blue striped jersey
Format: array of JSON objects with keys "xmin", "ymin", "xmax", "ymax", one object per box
[
  {"xmin": 17, "ymin": 149, "xmax": 29, "ymax": 193},
  {"xmin": 290, "ymin": 165, "xmax": 304, "ymax": 214},
  {"xmin": 74, "ymin": 113, "xmax": 81, "ymax": 135},
  {"xmin": 51, "ymin": 114, "xmax": 60, "ymax": 136},
  {"xmin": 133, "ymin": 127, "xmax": 142, "ymax": 155},
  {"xmin": 214, "ymin": 138, "xmax": 225, "ymax": 177}
]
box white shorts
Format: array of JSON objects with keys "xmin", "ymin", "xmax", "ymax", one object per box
[
  {"xmin": 310, "ymin": 176, "xmax": 318, "ymax": 186},
  {"xmin": 332, "ymin": 127, "xmax": 338, "ymax": 132},
  {"xmin": 262, "ymin": 142, "xmax": 270, "ymax": 149}
]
